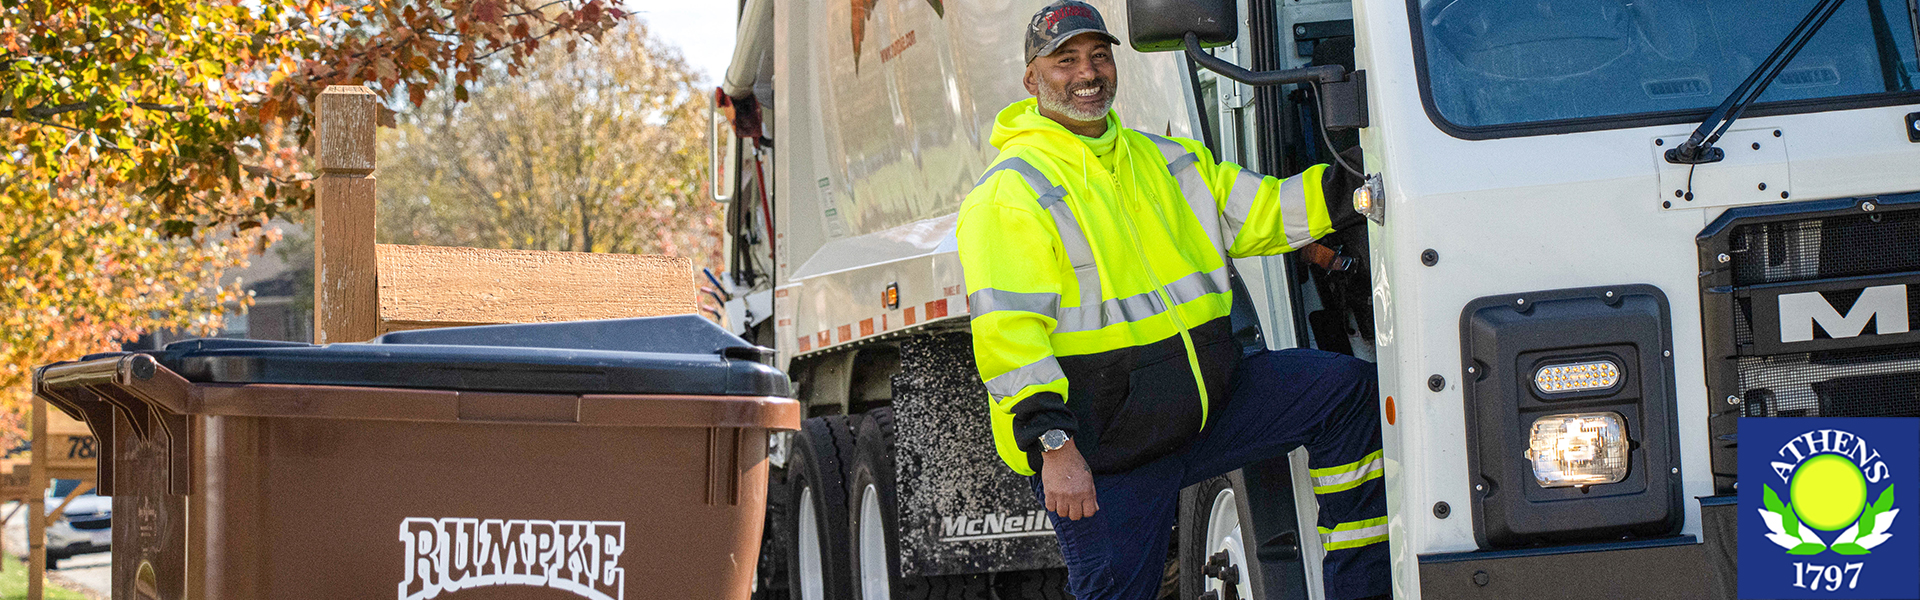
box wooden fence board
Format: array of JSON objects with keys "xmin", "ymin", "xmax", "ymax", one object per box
[{"xmin": 375, "ymin": 244, "xmax": 694, "ymax": 331}]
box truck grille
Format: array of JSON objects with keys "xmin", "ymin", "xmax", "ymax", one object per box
[
  {"xmin": 1698, "ymin": 193, "xmax": 1920, "ymax": 492},
  {"xmin": 1722, "ymin": 204, "xmax": 1920, "ymax": 419},
  {"xmin": 1728, "ymin": 207, "xmax": 1920, "ymax": 288},
  {"xmin": 68, "ymin": 516, "xmax": 110, "ymax": 531},
  {"xmin": 1736, "ymin": 346, "xmax": 1920, "ymax": 419}
]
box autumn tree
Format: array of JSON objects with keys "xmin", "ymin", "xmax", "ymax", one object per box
[
  {"xmin": 1, "ymin": 0, "xmax": 630, "ymax": 425},
  {"xmin": 375, "ymin": 20, "xmax": 722, "ymax": 267}
]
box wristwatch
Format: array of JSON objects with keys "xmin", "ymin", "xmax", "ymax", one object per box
[{"xmin": 1039, "ymin": 429, "xmax": 1071, "ymax": 453}]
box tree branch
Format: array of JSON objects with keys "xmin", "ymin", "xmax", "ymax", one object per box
[
  {"xmin": 504, "ymin": 0, "xmax": 575, "ymax": 19},
  {"xmin": 473, "ymin": 24, "xmax": 567, "ymax": 61},
  {"xmin": 1, "ymin": 100, "xmax": 186, "ymax": 119}
]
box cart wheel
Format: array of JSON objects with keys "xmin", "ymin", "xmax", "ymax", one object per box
[
  {"xmin": 135, "ymin": 561, "xmax": 162, "ymax": 600},
  {"xmin": 785, "ymin": 415, "xmax": 856, "ymax": 600},
  {"xmin": 752, "ymin": 470, "xmax": 790, "ymax": 600}
]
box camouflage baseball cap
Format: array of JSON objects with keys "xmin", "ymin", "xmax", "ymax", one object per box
[{"xmin": 1025, "ymin": 1, "xmax": 1121, "ymax": 64}]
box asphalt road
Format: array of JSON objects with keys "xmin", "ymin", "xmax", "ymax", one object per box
[{"xmin": 3, "ymin": 501, "xmax": 110, "ymax": 599}]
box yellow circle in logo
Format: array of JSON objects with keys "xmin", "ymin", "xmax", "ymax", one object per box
[{"xmin": 1790, "ymin": 453, "xmax": 1867, "ymax": 531}]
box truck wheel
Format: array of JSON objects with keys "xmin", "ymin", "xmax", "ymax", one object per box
[
  {"xmin": 1179, "ymin": 474, "xmax": 1260, "ymax": 600},
  {"xmin": 785, "ymin": 415, "xmax": 857, "ymax": 600},
  {"xmin": 847, "ymin": 408, "xmax": 992, "ymax": 600}
]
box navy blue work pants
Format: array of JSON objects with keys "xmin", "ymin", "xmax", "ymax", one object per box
[{"xmin": 1031, "ymin": 348, "xmax": 1389, "ymax": 600}]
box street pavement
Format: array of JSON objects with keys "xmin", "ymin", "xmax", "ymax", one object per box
[{"xmin": 3, "ymin": 501, "xmax": 110, "ymax": 599}]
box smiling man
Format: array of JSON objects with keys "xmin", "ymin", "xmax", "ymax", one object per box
[{"xmin": 953, "ymin": 2, "xmax": 1389, "ymax": 599}]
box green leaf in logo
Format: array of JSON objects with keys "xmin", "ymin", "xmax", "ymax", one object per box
[
  {"xmin": 1830, "ymin": 542, "xmax": 1870, "ymax": 555},
  {"xmin": 1788, "ymin": 542, "xmax": 1828, "ymax": 555},
  {"xmin": 1857, "ymin": 486, "xmax": 1889, "ymax": 538},
  {"xmin": 1783, "ymin": 505, "xmax": 1806, "ymax": 543},
  {"xmin": 1765, "ymin": 485, "xmax": 1800, "ymax": 539}
]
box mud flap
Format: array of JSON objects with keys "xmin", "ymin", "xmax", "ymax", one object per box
[{"xmin": 891, "ymin": 332, "xmax": 1065, "ymax": 577}]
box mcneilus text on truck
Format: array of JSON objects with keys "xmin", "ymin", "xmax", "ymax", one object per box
[{"xmin": 709, "ymin": 0, "xmax": 1920, "ymax": 597}]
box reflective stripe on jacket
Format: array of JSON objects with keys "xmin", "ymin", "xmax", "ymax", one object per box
[{"xmin": 958, "ymin": 98, "xmax": 1333, "ymax": 476}]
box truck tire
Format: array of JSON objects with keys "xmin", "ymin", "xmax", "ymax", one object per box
[
  {"xmin": 992, "ymin": 568, "xmax": 1074, "ymax": 600},
  {"xmin": 785, "ymin": 415, "xmax": 857, "ymax": 600},
  {"xmin": 847, "ymin": 407, "xmax": 992, "ymax": 600},
  {"xmin": 1179, "ymin": 474, "xmax": 1262, "ymax": 600}
]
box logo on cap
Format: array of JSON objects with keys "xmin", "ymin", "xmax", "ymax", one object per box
[{"xmin": 1043, "ymin": 4, "xmax": 1095, "ymax": 32}]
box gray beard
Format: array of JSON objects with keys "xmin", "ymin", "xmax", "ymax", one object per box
[{"xmin": 1039, "ymin": 83, "xmax": 1113, "ymax": 123}]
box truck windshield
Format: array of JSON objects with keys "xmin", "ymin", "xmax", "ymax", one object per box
[{"xmin": 1412, "ymin": 0, "xmax": 1920, "ymax": 133}]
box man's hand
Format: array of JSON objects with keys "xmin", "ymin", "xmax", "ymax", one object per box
[{"xmin": 1041, "ymin": 440, "xmax": 1099, "ymax": 520}]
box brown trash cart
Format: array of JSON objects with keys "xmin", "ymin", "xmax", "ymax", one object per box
[{"xmin": 35, "ymin": 315, "xmax": 798, "ymax": 600}]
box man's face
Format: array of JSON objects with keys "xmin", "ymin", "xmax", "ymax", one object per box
[{"xmin": 1025, "ymin": 34, "xmax": 1117, "ymax": 125}]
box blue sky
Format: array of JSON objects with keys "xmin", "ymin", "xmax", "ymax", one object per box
[{"xmin": 626, "ymin": 1, "xmax": 739, "ymax": 87}]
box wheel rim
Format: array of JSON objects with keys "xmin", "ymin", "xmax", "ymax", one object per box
[
  {"xmin": 858, "ymin": 483, "xmax": 891, "ymax": 600},
  {"xmin": 1204, "ymin": 488, "xmax": 1253, "ymax": 600},
  {"xmin": 797, "ymin": 487, "xmax": 826, "ymax": 600}
]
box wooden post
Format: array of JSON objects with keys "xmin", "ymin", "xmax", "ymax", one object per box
[
  {"xmin": 314, "ymin": 85, "xmax": 381, "ymax": 343},
  {"xmin": 27, "ymin": 398, "xmax": 47, "ymax": 599}
]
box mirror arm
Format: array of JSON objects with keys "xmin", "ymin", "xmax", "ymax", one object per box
[{"xmin": 1182, "ymin": 32, "xmax": 1346, "ymax": 87}]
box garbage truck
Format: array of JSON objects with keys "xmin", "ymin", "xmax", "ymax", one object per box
[{"xmin": 711, "ymin": 0, "xmax": 1920, "ymax": 597}]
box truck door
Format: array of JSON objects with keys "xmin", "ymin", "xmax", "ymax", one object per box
[{"xmin": 1178, "ymin": 1, "xmax": 1374, "ymax": 599}]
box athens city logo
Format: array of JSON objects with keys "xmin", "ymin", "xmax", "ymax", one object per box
[
  {"xmin": 1757, "ymin": 429, "xmax": 1897, "ymax": 557},
  {"xmin": 1741, "ymin": 418, "xmax": 1919, "ymax": 599}
]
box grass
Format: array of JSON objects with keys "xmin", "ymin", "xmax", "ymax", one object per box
[{"xmin": 0, "ymin": 553, "xmax": 92, "ymax": 600}]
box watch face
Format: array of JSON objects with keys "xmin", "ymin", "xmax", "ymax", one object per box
[{"xmin": 1042, "ymin": 430, "xmax": 1069, "ymax": 450}]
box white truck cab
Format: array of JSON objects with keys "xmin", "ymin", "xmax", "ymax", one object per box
[{"xmin": 714, "ymin": 0, "xmax": 1920, "ymax": 597}]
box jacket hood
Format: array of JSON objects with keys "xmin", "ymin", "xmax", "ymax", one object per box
[{"xmin": 989, "ymin": 98, "xmax": 1122, "ymax": 161}]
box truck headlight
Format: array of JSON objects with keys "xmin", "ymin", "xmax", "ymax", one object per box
[
  {"xmin": 1526, "ymin": 412, "xmax": 1629, "ymax": 487},
  {"xmin": 1459, "ymin": 285, "xmax": 1682, "ymax": 548}
]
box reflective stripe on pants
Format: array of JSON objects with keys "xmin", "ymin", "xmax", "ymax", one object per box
[{"xmin": 1030, "ymin": 348, "xmax": 1388, "ymax": 600}]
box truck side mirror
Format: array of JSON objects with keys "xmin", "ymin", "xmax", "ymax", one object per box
[
  {"xmin": 1125, "ymin": 0, "xmax": 1368, "ymax": 130},
  {"xmin": 1125, "ymin": 0, "xmax": 1237, "ymax": 53}
]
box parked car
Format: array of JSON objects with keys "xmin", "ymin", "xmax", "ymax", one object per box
[{"xmin": 44, "ymin": 479, "xmax": 109, "ymax": 568}]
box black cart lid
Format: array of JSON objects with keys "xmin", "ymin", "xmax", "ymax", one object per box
[{"xmin": 154, "ymin": 315, "xmax": 789, "ymax": 397}]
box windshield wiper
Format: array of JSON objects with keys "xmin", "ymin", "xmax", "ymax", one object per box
[{"xmin": 1667, "ymin": 0, "xmax": 1851, "ymax": 164}]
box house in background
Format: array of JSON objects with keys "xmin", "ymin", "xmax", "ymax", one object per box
[{"xmin": 124, "ymin": 222, "xmax": 314, "ymax": 349}]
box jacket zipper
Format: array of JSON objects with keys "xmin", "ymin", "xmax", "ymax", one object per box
[{"xmin": 1107, "ymin": 163, "xmax": 1212, "ymax": 430}]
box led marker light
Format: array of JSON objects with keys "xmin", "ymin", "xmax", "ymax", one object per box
[
  {"xmin": 1525, "ymin": 412, "xmax": 1629, "ymax": 488},
  {"xmin": 1534, "ymin": 360, "xmax": 1621, "ymax": 394}
]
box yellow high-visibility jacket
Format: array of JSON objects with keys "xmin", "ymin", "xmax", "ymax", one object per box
[{"xmin": 958, "ymin": 98, "xmax": 1333, "ymax": 476}]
